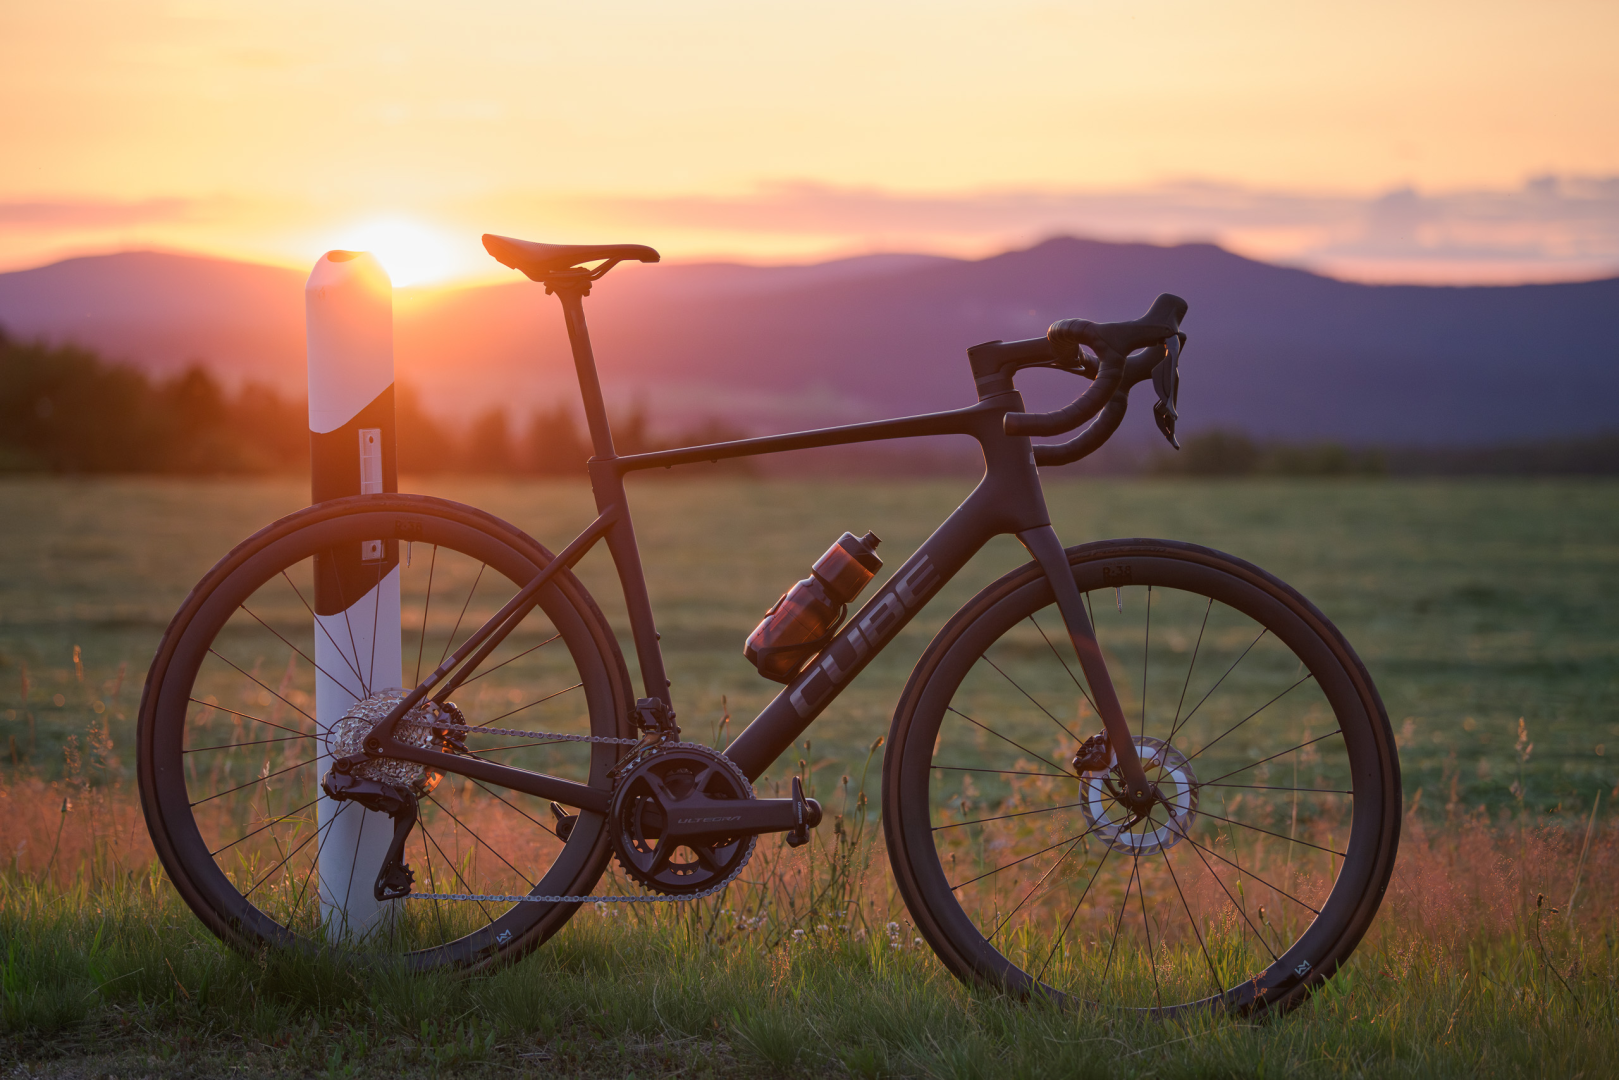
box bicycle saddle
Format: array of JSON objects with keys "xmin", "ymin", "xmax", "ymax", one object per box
[{"xmin": 482, "ymin": 234, "xmax": 660, "ymax": 281}]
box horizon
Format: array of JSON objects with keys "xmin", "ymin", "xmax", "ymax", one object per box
[{"xmin": 8, "ymin": 226, "xmax": 1619, "ymax": 293}]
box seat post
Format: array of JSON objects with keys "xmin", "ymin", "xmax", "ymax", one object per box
[{"xmin": 548, "ymin": 275, "xmax": 617, "ymax": 460}]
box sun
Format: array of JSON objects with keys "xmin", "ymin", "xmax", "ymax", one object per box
[{"xmin": 331, "ymin": 219, "xmax": 458, "ymax": 287}]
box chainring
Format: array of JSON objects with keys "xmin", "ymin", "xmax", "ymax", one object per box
[{"xmin": 609, "ymin": 742, "xmax": 757, "ymax": 896}]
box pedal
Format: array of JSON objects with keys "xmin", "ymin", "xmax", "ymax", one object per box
[{"xmin": 785, "ymin": 776, "xmax": 813, "ymax": 848}]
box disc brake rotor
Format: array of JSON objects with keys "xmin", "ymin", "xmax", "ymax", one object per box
[{"xmin": 1077, "ymin": 735, "xmax": 1199, "ymax": 855}]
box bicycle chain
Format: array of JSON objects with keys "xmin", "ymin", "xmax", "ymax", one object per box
[{"xmin": 396, "ymin": 719, "xmax": 748, "ymax": 905}]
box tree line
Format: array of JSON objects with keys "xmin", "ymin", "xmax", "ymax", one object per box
[
  {"xmin": 5, "ymin": 329, "xmax": 1613, "ymax": 477},
  {"xmin": 0, "ymin": 330, "xmax": 746, "ymax": 476}
]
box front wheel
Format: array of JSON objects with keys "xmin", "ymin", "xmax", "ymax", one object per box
[{"xmin": 884, "ymin": 539, "xmax": 1400, "ymax": 1014}]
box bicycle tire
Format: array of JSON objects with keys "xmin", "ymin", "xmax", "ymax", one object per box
[
  {"xmin": 883, "ymin": 539, "xmax": 1399, "ymax": 1014},
  {"xmin": 137, "ymin": 494, "xmax": 633, "ymax": 970}
]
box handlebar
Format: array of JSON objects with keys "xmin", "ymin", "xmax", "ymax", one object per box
[{"xmin": 1001, "ymin": 293, "xmax": 1188, "ymax": 465}]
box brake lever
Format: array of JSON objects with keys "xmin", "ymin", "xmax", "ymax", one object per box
[{"xmin": 1151, "ymin": 334, "xmax": 1184, "ymax": 450}]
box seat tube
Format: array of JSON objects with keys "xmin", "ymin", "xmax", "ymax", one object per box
[{"xmin": 552, "ymin": 283, "xmax": 616, "ymax": 459}]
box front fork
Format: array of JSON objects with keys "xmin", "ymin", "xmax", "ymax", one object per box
[{"xmin": 1018, "ymin": 527, "xmax": 1157, "ymax": 814}]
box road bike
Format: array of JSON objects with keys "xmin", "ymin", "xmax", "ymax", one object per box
[{"xmin": 137, "ymin": 234, "xmax": 1401, "ymax": 1015}]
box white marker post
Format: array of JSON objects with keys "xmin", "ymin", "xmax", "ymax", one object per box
[{"xmin": 306, "ymin": 250, "xmax": 401, "ymax": 938}]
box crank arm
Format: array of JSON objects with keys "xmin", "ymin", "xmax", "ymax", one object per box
[
  {"xmin": 1018, "ymin": 526, "xmax": 1156, "ymax": 813},
  {"xmin": 655, "ymin": 789, "xmax": 823, "ymax": 847}
]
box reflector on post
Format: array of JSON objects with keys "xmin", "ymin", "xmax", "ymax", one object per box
[{"xmin": 306, "ymin": 250, "xmax": 401, "ymax": 937}]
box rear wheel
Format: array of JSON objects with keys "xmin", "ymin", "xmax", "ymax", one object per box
[
  {"xmin": 884, "ymin": 539, "xmax": 1400, "ymax": 1014},
  {"xmin": 137, "ymin": 495, "xmax": 633, "ymax": 970}
]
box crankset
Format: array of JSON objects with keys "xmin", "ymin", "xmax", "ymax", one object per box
[{"xmin": 610, "ymin": 742, "xmax": 822, "ymax": 896}]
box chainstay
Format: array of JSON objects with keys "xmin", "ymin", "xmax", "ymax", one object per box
[
  {"xmin": 404, "ymin": 718, "xmax": 642, "ymax": 746},
  {"xmin": 397, "ymin": 731, "xmax": 754, "ymax": 904}
]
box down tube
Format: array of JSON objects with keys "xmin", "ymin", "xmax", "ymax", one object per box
[{"xmin": 723, "ymin": 508, "xmax": 1002, "ymax": 782}]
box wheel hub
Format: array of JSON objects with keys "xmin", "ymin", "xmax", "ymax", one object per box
[
  {"xmin": 1075, "ymin": 735, "xmax": 1198, "ymax": 855},
  {"xmin": 324, "ymin": 688, "xmax": 467, "ymax": 796}
]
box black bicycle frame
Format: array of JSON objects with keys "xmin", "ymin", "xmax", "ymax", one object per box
[{"xmin": 365, "ymin": 275, "xmax": 1156, "ymax": 816}]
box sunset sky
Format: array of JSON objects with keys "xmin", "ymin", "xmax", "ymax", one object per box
[{"xmin": 3, "ymin": 1, "xmax": 1617, "ymax": 284}]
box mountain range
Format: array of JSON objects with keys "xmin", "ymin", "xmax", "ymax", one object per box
[{"xmin": 2, "ymin": 238, "xmax": 1615, "ymax": 445}]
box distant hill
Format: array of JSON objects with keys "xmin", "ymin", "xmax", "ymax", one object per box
[{"xmin": 2, "ymin": 239, "xmax": 1615, "ymax": 444}]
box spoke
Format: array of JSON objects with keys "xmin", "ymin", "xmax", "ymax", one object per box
[
  {"xmin": 1181, "ymin": 823, "xmax": 1278, "ymax": 962},
  {"xmin": 238, "ymin": 603, "xmax": 355, "ymax": 693},
  {"xmin": 1028, "ymin": 613, "xmax": 1098, "ymax": 717},
  {"xmin": 1198, "ymin": 729, "xmax": 1343, "ymax": 788},
  {"xmin": 934, "ymin": 800, "xmax": 1084, "ymax": 833},
  {"xmin": 209, "ymin": 796, "xmax": 321, "ymax": 858},
  {"xmin": 184, "ymin": 732, "xmax": 312, "ymax": 754},
  {"xmin": 458, "ymin": 633, "xmax": 563, "ymax": 687},
  {"xmin": 946, "ymin": 706, "xmax": 1071, "ymax": 778},
  {"xmin": 279, "ymin": 570, "xmax": 368, "ymax": 694},
  {"xmin": 980, "ymin": 655, "xmax": 1081, "ymax": 744},
  {"xmin": 288, "ymin": 799, "xmax": 354, "ymax": 918},
  {"xmin": 1191, "ymin": 806, "xmax": 1347, "ymax": 858},
  {"xmin": 1173, "ymin": 627, "xmax": 1268, "ymax": 736},
  {"xmin": 1099, "ymin": 856, "xmax": 1137, "ymax": 987},
  {"xmin": 204, "ymin": 652, "xmax": 320, "ymax": 727},
  {"xmin": 240, "ymin": 799, "xmax": 348, "ymax": 903},
  {"xmin": 189, "ymin": 755, "xmax": 318, "ymax": 808},
  {"xmin": 326, "ymin": 547, "xmax": 369, "ymax": 698},
  {"xmin": 468, "ymin": 778, "xmax": 561, "ymax": 838},
  {"xmin": 427, "ymin": 794, "xmax": 534, "ymax": 888},
  {"xmin": 950, "ymin": 820, "xmax": 1105, "ymax": 892},
  {"xmin": 188, "ymin": 698, "xmax": 313, "ymax": 742},
  {"xmin": 415, "ymin": 545, "xmax": 438, "ymax": 687},
  {"xmin": 1160, "ymin": 844, "xmax": 1222, "ymax": 999},
  {"xmin": 1185, "ymin": 673, "xmax": 1315, "ymax": 764},
  {"xmin": 1180, "ymin": 832, "xmax": 1321, "ymax": 916},
  {"xmin": 1201, "ymin": 782, "xmax": 1352, "ymax": 795},
  {"xmin": 932, "ymin": 765, "xmax": 1073, "ymax": 780},
  {"xmin": 1140, "ymin": 585, "xmax": 1151, "ymax": 741},
  {"xmin": 1167, "ymin": 598, "xmax": 1214, "ymax": 743},
  {"xmin": 417, "ymin": 817, "xmax": 499, "ymax": 928},
  {"xmin": 1034, "ymin": 844, "xmax": 1113, "ymax": 985},
  {"xmin": 438, "ymin": 563, "xmax": 487, "ymax": 667},
  {"xmin": 367, "ymin": 560, "xmax": 383, "ymax": 700},
  {"xmin": 1138, "ymin": 855, "xmax": 1162, "ymax": 1011},
  {"xmin": 483, "ymin": 682, "xmax": 585, "ymax": 726},
  {"xmin": 988, "ymin": 833, "xmax": 1087, "ymax": 941}
]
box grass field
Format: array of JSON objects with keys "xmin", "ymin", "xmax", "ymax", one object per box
[
  {"xmin": 2, "ymin": 475, "xmax": 1617, "ymax": 1076},
  {"xmin": 4, "ymin": 475, "xmax": 1615, "ymax": 807}
]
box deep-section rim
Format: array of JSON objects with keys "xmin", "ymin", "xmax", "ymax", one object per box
[
  {"xmin": 882, "ymin": 538, "xmax": 1400, "ymax": 1016},
  {"xmin": 136, "ymin": 494, "xmax": 633, "ymax": 970}
]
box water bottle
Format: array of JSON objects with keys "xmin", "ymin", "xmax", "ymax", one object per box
[{"xmin": 745, "ymin": 531, "xmax": 883, "ymax": 683}]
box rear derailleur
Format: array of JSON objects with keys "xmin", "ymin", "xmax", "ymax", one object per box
[
  {"xmin": 320, "ymin": 691, "xmax": 470, "ymax": 902},
  {"xmin": 320, "ymin": 772, "xmax": 422, "ymax": 902}
]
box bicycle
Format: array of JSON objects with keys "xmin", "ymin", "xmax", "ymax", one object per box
[{"xmin": 136, "ymin": 234, "xmax": 1401, "ymax": 1015}]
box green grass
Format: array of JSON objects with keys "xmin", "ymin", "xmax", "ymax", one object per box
[
  {"xmin": 3, "ymin": 475, "xmax": 1618, "ymax": 1076},
  {"xmin": 3, "ymin": 475, "xmax": 1615, "ymax": 809},
  {"xmin": 2, "ymin": 825, "xmax": 1616, "ymax": 1079}
]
